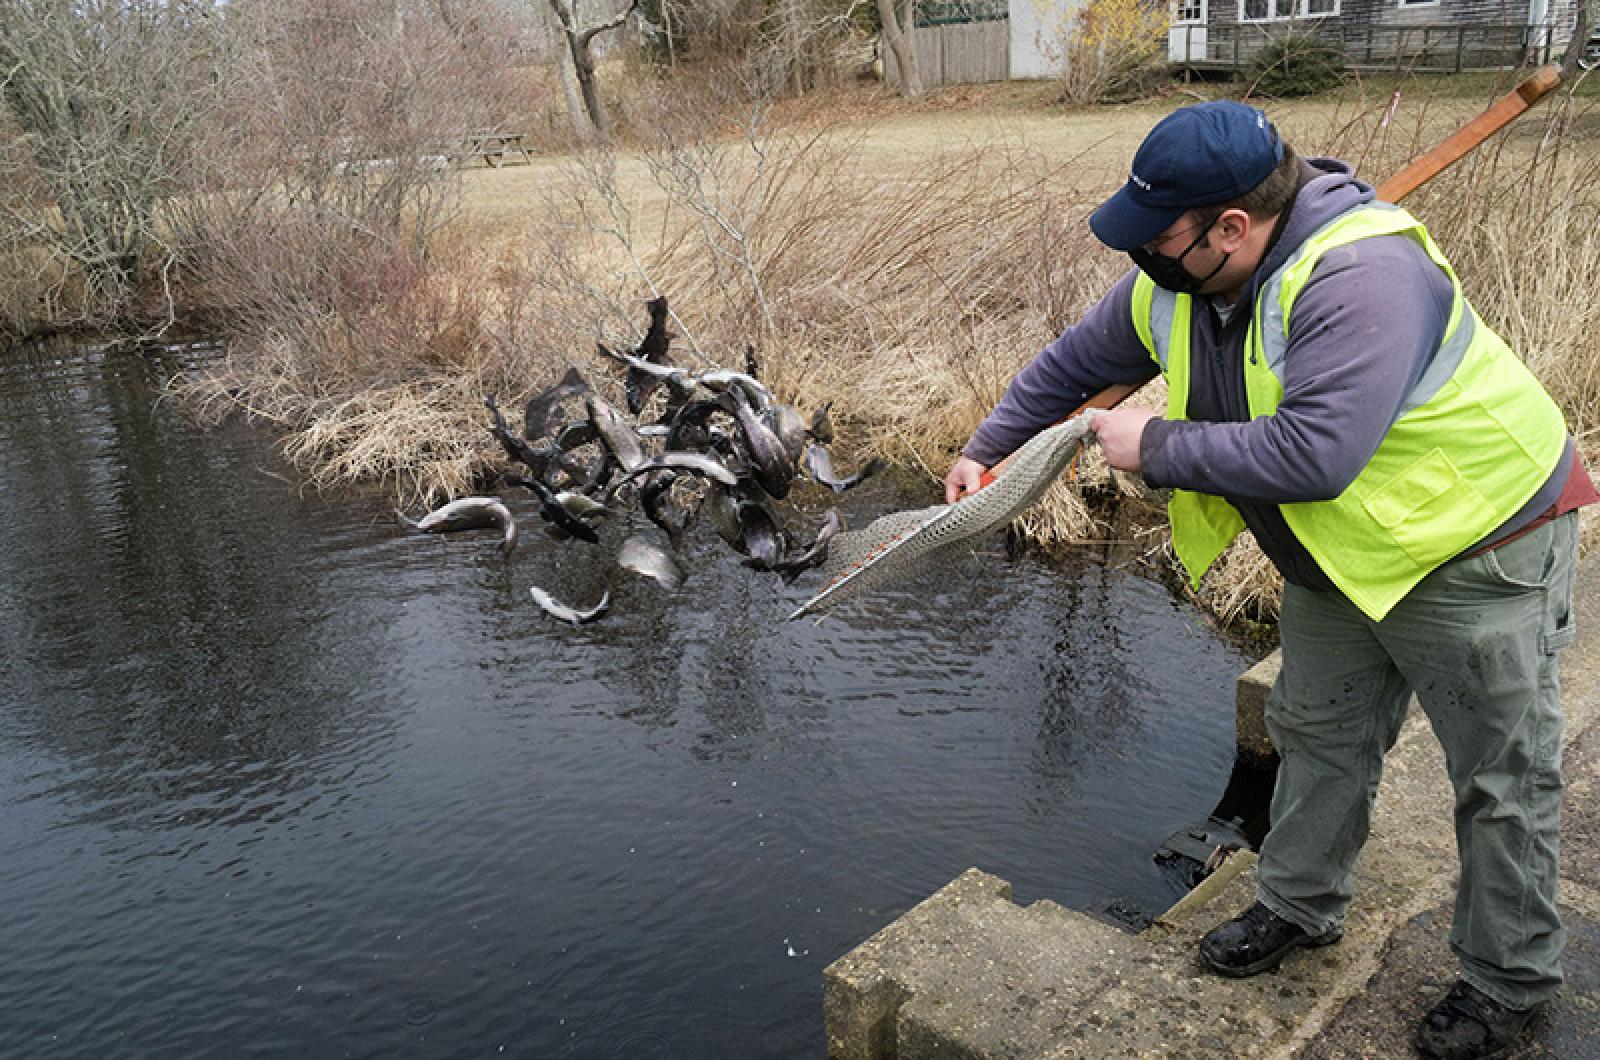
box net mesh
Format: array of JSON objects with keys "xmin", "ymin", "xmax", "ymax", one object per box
[{"xmin": 788, "ymin": 413, "xmax": 1098, "ymax": 620}]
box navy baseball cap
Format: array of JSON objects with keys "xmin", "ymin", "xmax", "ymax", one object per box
[{"xmin": 1090, "ymin": 101, "xmax": 1284, "ymax": 251}]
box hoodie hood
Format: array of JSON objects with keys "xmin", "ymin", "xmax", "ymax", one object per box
[{"xmin": 1235, "ymin": 159, "xmax": 1374, "ymax": 311}]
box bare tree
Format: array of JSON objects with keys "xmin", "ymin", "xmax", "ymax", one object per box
[
  {"xmin": 0, "ymin": 0, "xmax": 228, "ymax": 330},
  {"xmin": 545, "ymin": 0, "xmax": 640, "ymax": 139},
  {"xmin": 876, "ymin": 0, "xmax": 923, "ymax": 97}
]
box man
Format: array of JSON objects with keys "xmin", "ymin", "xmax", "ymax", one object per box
[{"xmin": 946, "ymin": 101, "xmax": 1593, "ymax": 1060}]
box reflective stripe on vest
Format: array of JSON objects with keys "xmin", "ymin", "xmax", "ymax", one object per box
[{"xmin": 1130, "ymin": 203, "xmax": 1567, "ymax": 620}]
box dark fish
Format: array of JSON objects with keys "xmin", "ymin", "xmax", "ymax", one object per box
[
  {"xmin": 722, "ymin": 385, "xmax": 793, "ymax": 500},
  {"xmin": 485, "ymin": 394, "xmax": 552, "ymax": 477},
  {"xmin": 764, "ymin": 403, "xmax": 810, "ymax": 464},
  {"xmin": 618, "ymin": 534, "xmax": 685, "ymax": 590},
  {"xmin": 585, "ymin": 393, "xmax": 647, "ymax": 472},
  {"xmin": 637, "ymin": 296, "xmax": 672, "ymax": 364},
  {"xmin": 743, "ymin": 343, "xmax": 760, "ymax": 379},
  {"xmin": 404, "ymin": 496, "xmax": 518, "ymax": 554},
  {"xmin": 523, "ymin": 366, "xmax": 590, "ymax": 441},
  {"xmin": 705, "ymin": 482, "xmax": 744, "ymax": 548},
  {"xmin": 503, "ymin": 473, "xmax": 601, "ymax": 544},
  {"xmin": 640, "ymin": 471, "xmax": 695, "ymax": 552},
  {"xmin": 808, "ymin": 402, "xmax": 834, "ymax": 445},
  {"xmin": 551, "ymin": 421, "xmax": 599, "ymax": 451},
  {"xmin": 530, "ymin": 586, "xmax": 610, "ymax": 626},
  {"xmin": 766, "ymin": 509, "xmax": 841, "ymax": 583},
  {"xmin": 737, "ymin": 501, "xmax": 784, "ymax": 566},
  {"xmin": 665, "ymin": 398, "xmax": 725, "ymax": 453},
  {"xmin": 803, "ymin": 443, "xmax": 885, "ymax": 493}
]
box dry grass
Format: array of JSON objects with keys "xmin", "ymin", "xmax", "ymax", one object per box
[{"xmin": 182, "ymin": 68, "xmax": 1600, "ymax": 627}]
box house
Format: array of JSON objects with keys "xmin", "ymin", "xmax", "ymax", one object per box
[
  {"xmin": 890, "ymin": 0, "xmax": 1588, "ymax": 86},
  {"xmin": 1167, "ymin": 0, "xmax": 1587, "ymax": 72}
]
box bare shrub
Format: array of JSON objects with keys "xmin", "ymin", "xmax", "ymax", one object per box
[
  {"xmin": 1054, "ymin": 0, "xmax": 1170, "ymax": 106},
  {"xmin": 0, "ymin": 0, "xmax": 229, "ymax": 332}
]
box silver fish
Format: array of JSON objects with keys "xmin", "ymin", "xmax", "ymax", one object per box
[
  {"xmin": 695, "ymin": 369, "xmax": 770, "ymax": 408},
  {"xmin": 608, "ymin": 451, "xmax": 740, "ymax": 498},
  {"xmin": 585, "ymin": 393, "xmax": 647, "ymax": 472},
  {"xmin": 803, "ymin": 444, "xmax": 885, "ymax": 493},
  {"xmin": 617, "ymin": 534, "xmax": 685, "ymax": 590},
  {"xmin": 530, "ymin": 586, "xmax": 611, "ymax": 626},
  {"xmin": 405, "ymin": 496, "xmax": 517, "ymax": 554}
]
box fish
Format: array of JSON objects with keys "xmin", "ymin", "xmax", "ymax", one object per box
[
  {"xmin": 610, "ymin": 450, "xmax": 739, "ymax": 490},
  {"xmin": 523, "ymin": 366, "xmax": 590, "ymax": 441},
  {"xmin": 404, "ymin": 496, "xmax": 518, "ymax": 554},
  {"xmin": 617, "ymin": 534, "xmax": 685, "ymax": 590},
  {"xmin": 637, "ymin": 296, "xmax": 673, "ymax": 364},
  {"xmin": 695, "ymin": 369, "xmax": 770, "ymax": 409},
  {"xmin": 766, "ymin": 509, "xmax": 841, "ymax": 583},
  {"xmin": 803, "ymin": 443, "xmax": 885, "ymax": 493},
  {"xmin": 502, "ymin": 474, "xmax": 601, "ymax": 544},
  {"xmin": 764, "ymin": 403, "xmax": 810, "ymax": 463},
  {"xmin": 551, "ymin": 490, "xmax": 614, "ymax": 522},
  {"xmin": 485, "ymin": 394, "xmax": 553, "ymax": 477},
  {"xmin": 665, "ymin": 398, "xmax": 726, "ymax": 453},
  {"xmin": 721, "ymin": 384, "xmax": 793, "ymax": 500},
  {"xmin": 737, "ymin": 501, "xmax": 784, "ymax": 566},
  {"xmin": 705, "ymin": 482, "xmax": 744, "ymax": 548},
  {"xmin": 530, "ymin": 585, "xmax": 610, "ymax": 626},
  {"xmin": 585, "ymin": 393, "xmax": 647, "ymax": 472},
  {"xmin": 808, "ymin": 402, "xmax": 834, "ymax": 445},
  {"xmin": 596, "ymin": 341, "xmax": 696, "ymax": 416},
  {"xmin": 640, "ymin": 471, "xmax": 696, "ymax": 552}
]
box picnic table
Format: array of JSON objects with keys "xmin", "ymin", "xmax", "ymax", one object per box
[{"xmin": 455, "ymin": 130, "xmax": 533, "ymax": 168}]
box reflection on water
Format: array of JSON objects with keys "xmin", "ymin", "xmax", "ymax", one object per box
[{"xmin": 0, "ymin": 335, "xmax": 1255, "ymax": 1058}]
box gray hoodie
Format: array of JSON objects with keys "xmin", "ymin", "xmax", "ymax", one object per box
[{"xmin": 965, "ymin": 159, "xmax": 1570, "ymax": 589}]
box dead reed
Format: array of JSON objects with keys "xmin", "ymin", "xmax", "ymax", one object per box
[{"xmin": 181, "ymin": 68, "xmax": 1598, "ymax": 627}]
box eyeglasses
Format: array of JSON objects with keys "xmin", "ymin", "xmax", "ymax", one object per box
[{"xmin": 1145, "ymin": 215, "xmax": 1219, "ymax": 254}]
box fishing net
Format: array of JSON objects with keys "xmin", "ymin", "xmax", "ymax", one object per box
[{"xmin": 788, "ymin": 413, "xmax": 1099, "ymax": 620}]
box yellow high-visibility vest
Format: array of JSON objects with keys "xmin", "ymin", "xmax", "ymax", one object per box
[{"xmin": 1131, "ymin": 203, "xmax": 1566, "ymax": 620}]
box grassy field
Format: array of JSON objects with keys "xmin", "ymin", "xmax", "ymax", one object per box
[{"xmin": 187, "ymin": 68, "xmax": 1600, "ymax": 625}]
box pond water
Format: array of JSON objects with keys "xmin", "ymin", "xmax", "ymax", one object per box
[{"xmin": 0, "ymin": 337, "xmax": 1256, "ymax": 1058}]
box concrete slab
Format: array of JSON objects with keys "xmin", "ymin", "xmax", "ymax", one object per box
[
  {"xmin": 1298, "ymin": 902, "xmax": 1600, "ymax": 1059},
  {"xmin": 821, "ymin": 553, "xmax": 1600, "ymax": 1060},
  {"xmin": 1235, "ymin": 650, "xmax": 1280, "ymax": 764}
]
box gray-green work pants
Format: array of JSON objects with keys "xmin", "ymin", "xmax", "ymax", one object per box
[{"xmin": 1256, "ymin": 511, "xmax": 1578, "ymax": 1010}]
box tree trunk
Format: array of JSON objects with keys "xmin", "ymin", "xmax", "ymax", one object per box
[
  {"xmin": 554, "ymin": 28, "xmax": 597, "ymax": 140},
  {"xmin": 569, "ymin": 37, "xmax": 611, "ymax": 137},
  {"xmin": 877, "ymin": 0, "xmax": 922, "ymax": 97}
]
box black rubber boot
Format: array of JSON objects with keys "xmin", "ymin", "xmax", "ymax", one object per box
[
  {"xmin": 1198, "ymin": 901, "xmax": 1343, "ymax": 978},
  {"xmin": 1415, "ymin": 980, "xmax": 1539, "ymax": 1060}
]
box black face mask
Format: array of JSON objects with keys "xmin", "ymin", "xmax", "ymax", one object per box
[{"xmin": 1129, "ymin": 214, "xmax": 1230, "ymax": 294}]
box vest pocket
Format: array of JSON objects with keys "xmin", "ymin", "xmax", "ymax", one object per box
[{"xmin": 1362, "ymin": 447, "xmax": 1494, "ymax": 569}]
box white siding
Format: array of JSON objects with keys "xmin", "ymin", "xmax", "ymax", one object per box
[{"xmin": 1009, "ymin": 0, "xmax": 1081, "ymax": 77}]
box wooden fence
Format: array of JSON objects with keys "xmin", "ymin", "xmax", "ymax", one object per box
[{"xmin": 885, "ymin": 19, "xmax": 1010, "ymax": 89}]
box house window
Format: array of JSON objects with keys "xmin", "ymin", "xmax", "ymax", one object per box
[
  {"xmin": 1239, "ymin": 0, "xmax": 1339, "ymax": 19},
  {"xmin": 1397, "ymin": 0, "xmax": 1438, "ymax": 6},
  {"xmin": 1174, "ymin": 0, "xmax": 1204, "ymax": 22}
]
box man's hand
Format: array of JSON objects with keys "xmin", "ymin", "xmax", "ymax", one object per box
[
  {"xmin": 1093, "ymin": 407, "xmax": 1158, "ymax": 473},
  {"xmin": 944, "ymin": 455, "xmax": 989, "ymax": 503}
]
